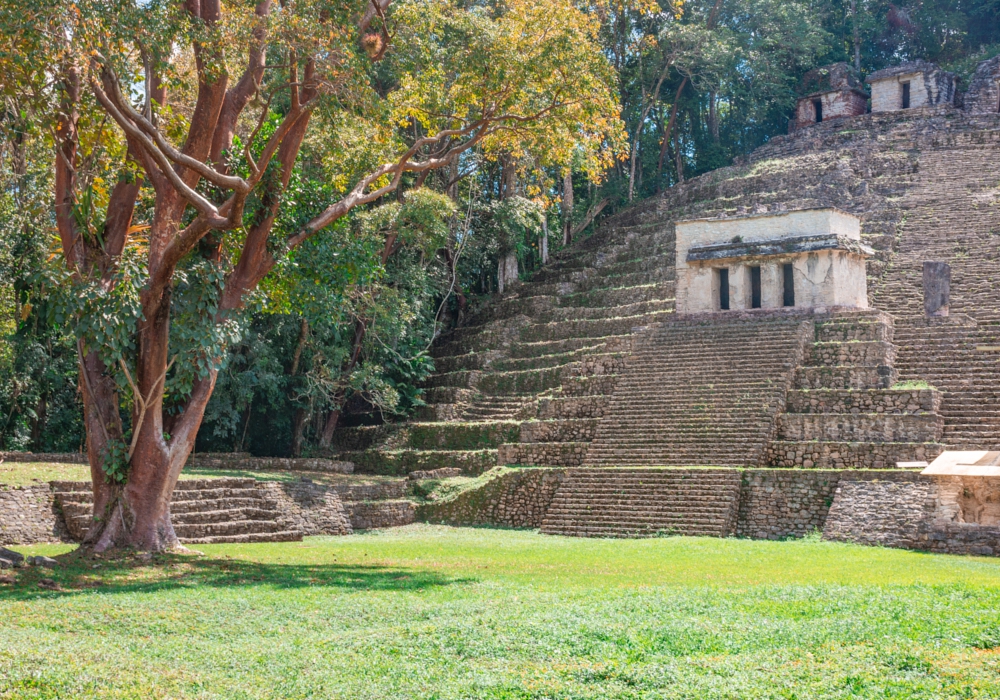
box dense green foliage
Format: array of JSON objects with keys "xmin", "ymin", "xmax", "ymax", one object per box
[
  {"xmin": 1, "ymin": 0, "xmax": 999, "ymax": 456},
  {"xmin": 2, "ymin": 527, "xmax": 1000, "ymax": 698}
]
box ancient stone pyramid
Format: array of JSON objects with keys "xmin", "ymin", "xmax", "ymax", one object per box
[{"xmin": 332, "ymin": 105, "xmax": 1000, "ymax": 473}]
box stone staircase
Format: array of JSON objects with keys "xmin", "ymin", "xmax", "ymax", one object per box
[
  {"xmin": 893, "ymin": 316, "xmax": 1000, "ymax": 448},
  {"xmin": 53, "ymin": 478, "xmax": 304, "ymax": 544},
  {"xmin": 581, "ymin": 314, "xmax": 811, "ymax": 466},
  {"xmin": 539, "ymin": 467, "xmax": 741, "ymax": 537},
  {"xmin": 331, "ymin": 207, "xmax": 678, "ymax": 474},
  {"xmin": 767, "ymin": 311, "xmax": 946, "ymax": 468}
]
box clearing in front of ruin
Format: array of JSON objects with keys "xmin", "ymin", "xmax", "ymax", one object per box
[{"xmin": 1, "ymin": 526, "xmax": 999, "ymax": 699}]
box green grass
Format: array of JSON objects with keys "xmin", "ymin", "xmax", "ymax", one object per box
[
  {"xmin": 891, "ymin": 380, "xmax": 936, "ymax": 391},
  {"xmin": 2, "ymin": 525, "xmax": 1000, "ymax": 698}
]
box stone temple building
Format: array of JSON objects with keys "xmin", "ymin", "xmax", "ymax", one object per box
[
  {"xmin": 790, "ymin": 63, "xmax": 868, "ymax": 131},
  {"xmin": 965, "ymin": 55, "xmax": 1000, "ymax": 114},
  {"xmin": 675, "ymin": 208, "xmax": 871, "ymax": 314},
  {"xmin": 866, "ymin": 60, "xmax": 958, "ymax": 112}
]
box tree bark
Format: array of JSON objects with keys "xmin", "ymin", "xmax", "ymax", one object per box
[
  {"xmin": 561, "ymin": 170, "xmax": 573, "ymax": 246},
  {"xmin": 289, "ymin": 318, "xmax": 309, "ymax": 457}
]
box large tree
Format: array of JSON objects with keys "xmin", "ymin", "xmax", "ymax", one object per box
[{"xmin": 2, "ymin": 0, "xmax": 623, "ymax": 551}]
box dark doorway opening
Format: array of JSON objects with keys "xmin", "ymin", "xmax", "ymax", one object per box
[
  {"xmin": 782, "ymin": 263, "xmax": 795, "ymax": 307},
  {"xmin": 813, "ymin": 99, "xmax": 823, "ymax": 123},
  {"xmin": 902, "ymin": 82, "xmax": 911, "ymax": 109},
  {"xmin": 718, "ymin": 268, "xmax": 730, "ymax": 310},
  {"xmin": 750, "ymin": 266, "xmax": 762, "ymax": 308}
]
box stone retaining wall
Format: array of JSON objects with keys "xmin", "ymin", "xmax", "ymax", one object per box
[
  {"xmin": 187, "ymin": 453, "xmax": 354, "ymax": 473},
  {"xmin": 345, "ymin": 501, "xmax": 416, "ymax": 530},
  {"xmin": 765, "ymin": 440, "xmax": 944, "ymax": 469},
  {"xmin": 0, "ymin": 485, "xmax": 69, "ymax": 545},
  {"xmin": 736, "ymin": 470, "xmax": 840, "ymax": 539},
  {"xmin": 262, "ymin": 482, "xmax": 352, "ymax": 536},
  {"xmin": 419, "ymin": 467, "xmax": 568, "ymax": 528},
  {"xmin": 0, "ymin": 452, "xmax": 86, "ymax": 463},
  {"xmin": 420, "ymin": 466, "xmax": 1000, "ymax": 556},
  {"xmin": 823, "ymin": 472, "xmax": 1000, "ymax": 556}
]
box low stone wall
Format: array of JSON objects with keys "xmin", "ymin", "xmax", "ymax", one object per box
[
  {"xmin": 766, "ymin": 440, "xmax": 944, "ymax": 469},
  {"xmin": 786, "ymin": 389, "xmax": 940, "ymax": 414},
  {"xmin": 262, "ymin": 482, "xmax": 352, "ymax": 536},
  {"xmin": 736, "ymin": 470, "xmax": 840, "ymax": 539},
  {"xmin": 498, "ymin": 442, "xmax": 588, "ymax": 467},
  {"xmin": 345, "ymin": 501, "xmax": 416, "ymax": 530},
  {"xmin": 518, "ymin": 419, "xmax": 599, "ymax": 443},
  {"xmin": 0, "ymin": 451, "xmax": 86, "ymax": 463},
  {"xmin": 419, "ymin": 467, "xmax": 567, "ymax": 528},
  {"xmin": 823, "ymin": 472, "xmax": 1000, "ymax": 556},
  {"xmin": 187, "ymin": 453, "xmax": 354, "ymax": 473},
  {"xmin": 0, "ymin": 485, "xmax": 68, "ymax": 545},
  {"xmin": 536, "ymin": 396, "xmax": 609, "ymax": 420}
]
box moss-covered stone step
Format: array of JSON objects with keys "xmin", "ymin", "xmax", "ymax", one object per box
[
  {"xmin": 421, "ymin": 370, "xmax": 480, "ymax": 389},
  {"xmin": 518, "ymin": 418, "xmax": 600, "ymax": 443},
  {"xmin": 815, "ymin": 319, "xmax": 892, "ymax": 343},
  {"xmin": 795, "ymin": 365, "xmax": 898, "ymax": 390},
  {"xmin": 412, "ymin": 403, "xmax": 460, "ymax": 422},
  {"xmin": 556, "ymin": 282, "xmax": 675, "ymax": 309},
  {"xmin": 498, "ymin": 442, "xmax": 590, "ymax": 467},
  {"xmin": 536, "ymin": 395, "xmax": 610, "ymax": 420},
  {"xmin": 558, "ymin": 375, "xmax": 620, "ymax": 396},
  {"xmin": 805, "ymin": 340, "xmax": 896, "ymax": 367},
  {"xmin": 571, "ymin": 269, "xmax": 670, "ymax": 294},
  {"xmin": 539, "ymin": 298, "xmax": 675, "ymax": 323},
  {"xmin": 338, "ymin": 448, "xmax": 499, "ymax": 476},
  {"xmin": 421, "ymin": 386, "xmax": 475, "ymax": 404},
  {"xmin": 517, "ymin": 311, "xmax": 673, "ymax": 343},
  {"xmin": 507, "ymin": 335, "xmax": 631, "ymax": 359},
  {"xmin": 433, "ymin": 350, "xmax": 501, "ymax": 374},
  {"xmin": 476, "ymin": 366, "xmax": 568, "ymax": 395},
  {"xmin": 406, "ymin": 421, "xmax": 520, "ymax": 450}
]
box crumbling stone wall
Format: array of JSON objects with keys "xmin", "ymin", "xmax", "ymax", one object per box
[{"xmin": 0, "ymin": 485, "xmax": 68, "ymax": 545}]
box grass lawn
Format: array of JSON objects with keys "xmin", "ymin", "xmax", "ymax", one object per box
[{"xmin": 2, "ymin": 526, "xmax": 1000, "ymax": 699}]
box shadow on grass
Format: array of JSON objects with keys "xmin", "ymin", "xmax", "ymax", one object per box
[{"xmin": 0, "ymin": 549, "xmax": 469, "ymax": 601}]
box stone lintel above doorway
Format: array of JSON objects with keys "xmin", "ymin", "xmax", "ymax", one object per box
[{"xmin": 686, "ymin": 233, "xmax": 874, "ymax": 263}]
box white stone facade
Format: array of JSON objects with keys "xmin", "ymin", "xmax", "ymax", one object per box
[
  {"xmin": 675, "ymin": 209, "xmax": 872, "ymax": 314},
  {"xmin": 866, "ymin": 61, "xmax": 957, "ymax": 112}
]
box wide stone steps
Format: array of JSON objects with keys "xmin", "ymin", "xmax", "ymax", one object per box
[
  {"xmin": 53, "ymin": 478, "xmax": 303, "ymax": 544},
  {"xmin": 540, "ymin": 468, "xmax": 741, "ymax": 538},
  {"xmin": 583, "ymin": 317, "xmax": 807, "ymax": 466},
  {"xmin": 507, "ymin": 335, "xmax": 631, "ymax": 358}
]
